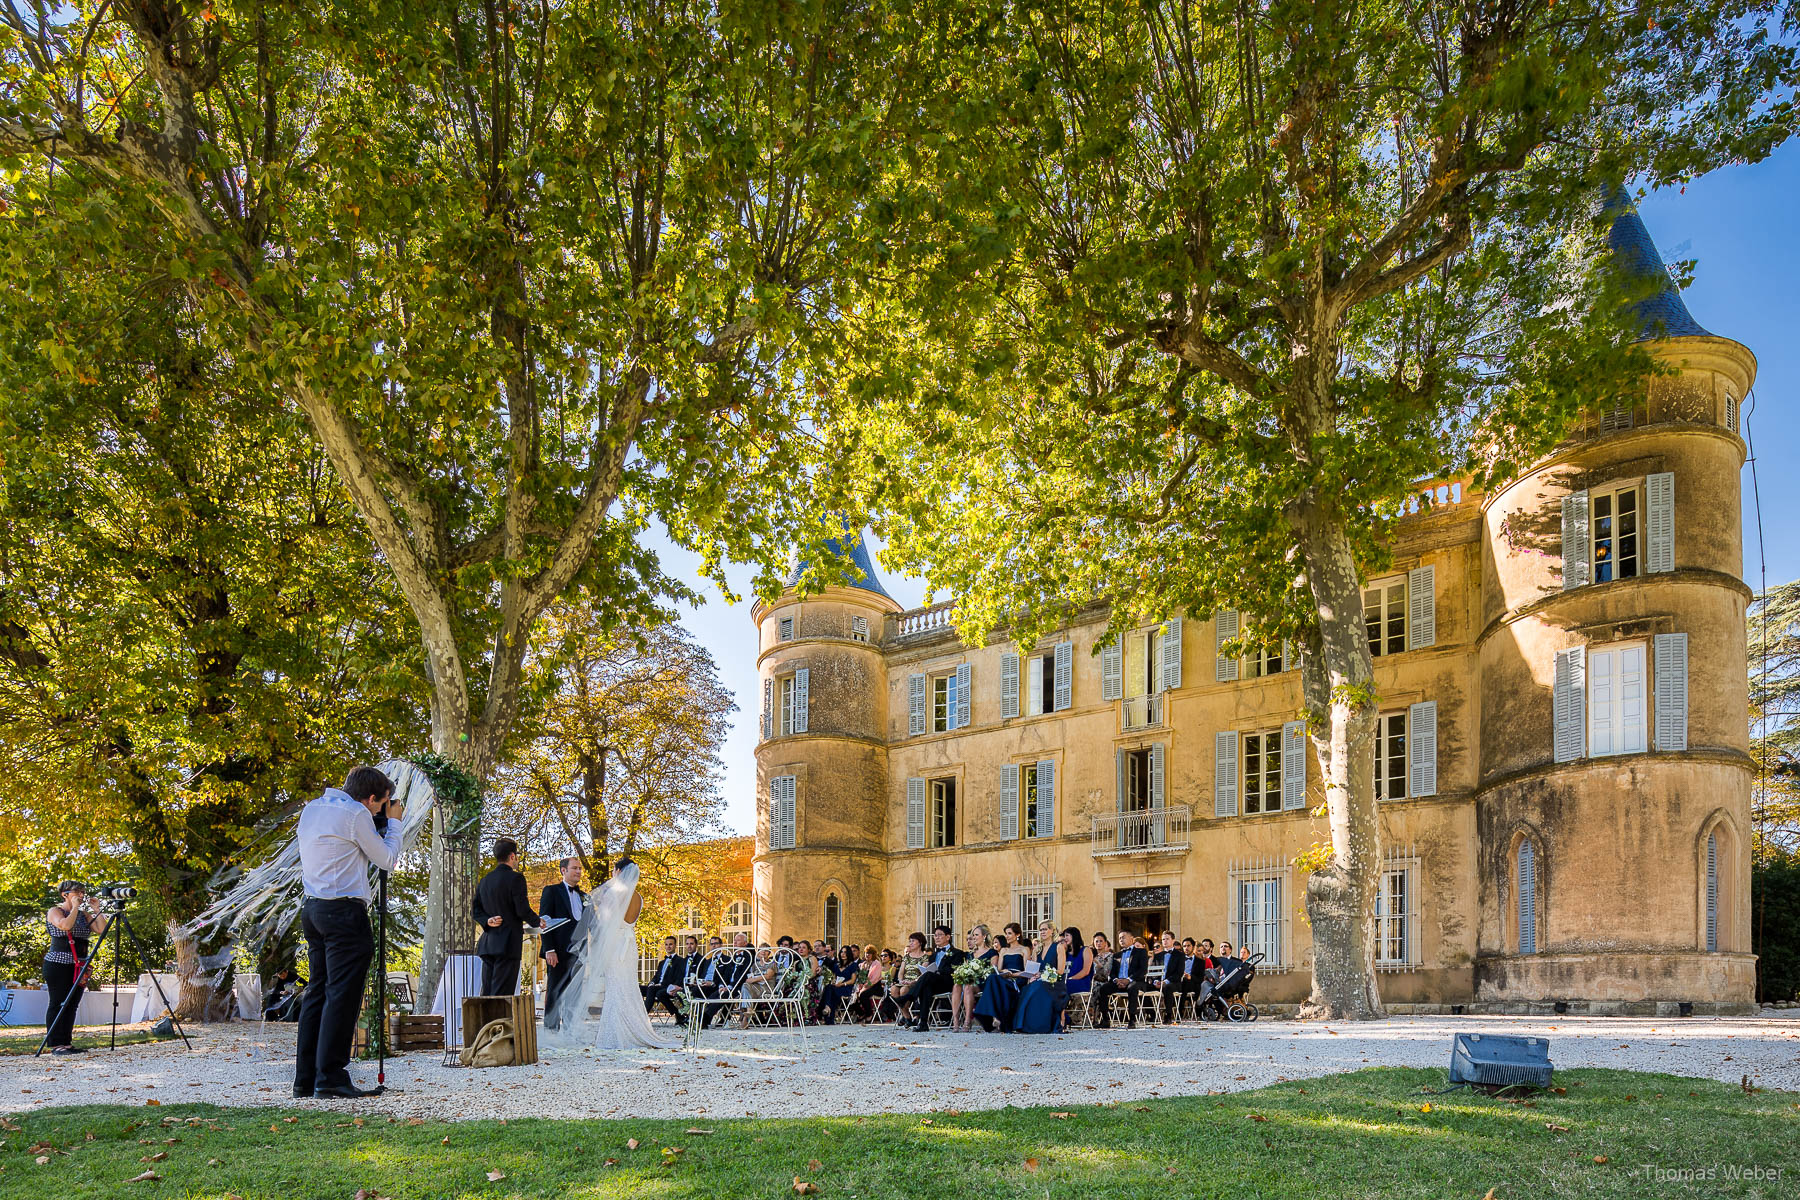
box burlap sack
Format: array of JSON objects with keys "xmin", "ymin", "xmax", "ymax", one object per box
[{"xmin": 457, "ymin": 1017, "xmax": 516, "ymax": 1068}]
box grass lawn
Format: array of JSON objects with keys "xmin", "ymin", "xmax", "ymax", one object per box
[
  {"xmin": 0, "ymin": 1068, "xmax": 1793, "ymax": 1199},
  {"xmin": 0, "ymin": 1028, "xmax": 176, "ymax": 1057}
]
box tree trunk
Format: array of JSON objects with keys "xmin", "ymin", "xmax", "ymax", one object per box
[
  {"xmin": 168, "ymin": 920, "xmax": 219, "ymax": 1022},
  {"xmin": 1292, "ymin": 495, "xmax": 1386, "ymax": 1020},
  {"xmin": 417, "ymin": 713, "xmax": 490, "ymax": 1011}
]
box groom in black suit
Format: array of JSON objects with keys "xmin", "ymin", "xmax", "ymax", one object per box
[
  {"xmin": 472, "ymin": 838, "xmax": 540, "ymax": 997},
  {"xmin": 538, "ymin": 856, "xmax": 586, "ymax": 1028}
]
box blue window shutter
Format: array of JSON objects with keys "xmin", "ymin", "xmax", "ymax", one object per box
[
  {"xmin": 1101, "ymin": 638, "xmax": 1123, "ymax": 700},
  {"xmin": 792, "ymin": 667, "xmax": 809, "ymax": 734},
  {"xmin": 1054, "ymin": 641, "xmax": 1073, "ymax": 711},
  {"xmin": 762, "ymin": 679, "xmax": 773, "ymax": 740},
  {"xmin": 1646, "ymin": 472, "xmax": 1675, "ymax": 574},
  {"xmin": 1553, "ymin": 647, "xmax": 1587, "ymax": 763},
  {"xmin": 908, "ymin": 673, "xmax": 926, "ymax": 737},
  {"xmin": 1036, "ymin": 759, "xmax": 1055, "ymax": 836},
  {"xmin": 955, "ymin": 662, "xmax": 972, "ymax": 729},
  {"xmin": 1654, "ymin": 632, "xmax": 1688, "ymax": 751},
  {"xmin": 1407, "ymin": 565, "xmax": 1436, "ymax": 650},
  {"xmin": 1000, "ymin": 652, "xmax": 1021, "ymax": 719},
  {"xmin": 1214, "ymin": 732, "xmax": 1238, "ymax": 817},
  {"xmin": 906, "ymin": 778, "xmax": 927, "ymax": 850},
  {"xmin": 1162, "ymin": 618, "xmax": 1183, "ymax": 690},
  {"xmin": 1281, "ymin": 720, "xmax": 1307, "ymax": 810},
  {"xmin": 1561, "ymin": 491, "xmax": 1590, "ymax": 590},
  {"xmin": 999, "ymin": 765, "xmax": 1019, "ymax": 840}
]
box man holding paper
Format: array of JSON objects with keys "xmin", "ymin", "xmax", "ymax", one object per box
[{"xmin": 537, "ymin": 856, "xmax": 585, "ymax": 1027}]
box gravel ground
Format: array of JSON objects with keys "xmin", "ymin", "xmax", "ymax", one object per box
[{"xmin": 5, "ymin": 1014, "xmax": 1796, "ymax": 1121}]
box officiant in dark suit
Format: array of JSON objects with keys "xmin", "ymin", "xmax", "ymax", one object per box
[
  {"xmin": 537, "ymin": 856, "xmax": 585, "ymax": 1027},
  {"xmin": 473, "ymin": 838, "xmax": 540, "ymax": 997},
  {"xmin": 641, "ymin": 935, "xmax": 687, "ymax": 1019}
]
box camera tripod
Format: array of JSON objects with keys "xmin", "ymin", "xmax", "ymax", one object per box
[{"xmin": 36, "ymin": 901, "xmax": 192, "ymax": 1057}]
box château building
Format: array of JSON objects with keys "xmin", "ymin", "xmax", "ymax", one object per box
[{"xmin": 751, "ymin": 199, "xmax": 1758, "ymax": 1014}]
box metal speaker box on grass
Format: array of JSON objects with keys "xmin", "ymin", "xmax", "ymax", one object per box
[{"xmin": 1449, "ymin": 1032, "xmax": 1553, "ymax": 1088}]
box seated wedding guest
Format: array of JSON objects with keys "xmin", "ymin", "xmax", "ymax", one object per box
[
  {"xmin": 951, "ymin": 924, "xmax": 994, "ymax": 1033},
  {"xmin": 823, "ymin": 944, "xmax": 859, "ymax": 1022},
  {"xmin": 972, "ymin": 923, "xmax": 1028, "ymax": 1032},
  {"xmin": 1012, "ymin": 921, "xmax": 1071, "ymax": 1034},
  {"xmin": 845, "ymin": 945, "xmax": 886, "ymax": 1022},
  {"xmin": 1152, "ymin": 931, "xmax": 1184, "ymax": 1024},
  {"xmin": 1063, "ymin": 927, "xmax": 1093, "ymax": 1013},
  {"xmin": 641, "ymin": 935, "xmax": 687, "ymax": 1019},
  {"xmin": 889, "ymin": 932, "xmax": 930, "ymax": 1025},
  {"xmin": 1171, "ymin": 937, "xmax": 1207, "ymax": 1012},
  {"xmin": 905, "ymin": 925, "xmax": 963, "ymax": 1031},
  {"xmin": 796, "ymin": 940, "xmax": 830, "ymax": 1024},
  {"xmin": 262, "ymin": 965, "xmax": 304, "ymax": 1023},
  {"xmin": 1093, "ymin": 930, "xmax": 1148, "ymax": 1028},
  {"xmin": 699, "ymin": 933, "xmax": 754, "ymax": 1028},
  {"xmin": 1088, "ymin": 931, "xmax": 1115, "ymax": 992}
]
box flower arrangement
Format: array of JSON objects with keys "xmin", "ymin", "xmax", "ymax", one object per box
[
  {"xmin": 952, "ymin": 958, "xmax": 994, "ymax": 986},
  {"xmin": 1039, "ymin": 968, "xmax": 1062, "ymax": 986}
]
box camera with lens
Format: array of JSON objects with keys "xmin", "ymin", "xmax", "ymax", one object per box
[{"xmin": 98, "ymin": 882, "xmax": 137, "ymax": 904}]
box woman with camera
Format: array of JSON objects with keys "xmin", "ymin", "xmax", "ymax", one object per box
[{"xmin": 44, "ymin": 881, "xmax": 110, "ymax": 1054}]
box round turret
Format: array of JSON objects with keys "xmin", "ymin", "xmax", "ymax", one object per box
[
  {"xmin": 1473, "ymin": 195, "xmax": 1757, "ymax": 1013},
  {"xmin": 751, "ymin": 529, "xmax": 902, "ymax": 948}
]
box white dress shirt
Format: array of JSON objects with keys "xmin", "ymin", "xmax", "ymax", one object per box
[
  {"xmin": 297, "ymin": 787, "xmax": 402, "ymax": 904},
  {"xmin": 565, "ymin": 883, "xmax": 583, "ymax": 923}
]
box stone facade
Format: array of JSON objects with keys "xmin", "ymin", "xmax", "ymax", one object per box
[{"xmin": 752, "ymin": 223, "xmax": 1760, "ymax": 1014}]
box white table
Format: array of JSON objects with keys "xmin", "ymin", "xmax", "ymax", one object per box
[{"xmin": 429, "ymin": 955, "xmax": 485, "ymax": 1048}]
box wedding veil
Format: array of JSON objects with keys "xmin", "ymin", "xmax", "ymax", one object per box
[{"xmin": 541, "ymin": 859, "xmax": 639, "ymax": 1045}]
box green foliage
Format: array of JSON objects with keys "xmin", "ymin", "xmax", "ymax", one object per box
[
  {"xmin": 409, "ymin": 752, "xmax": 483, "ymax": 839},
  {"xmin": 0, "ymin": 1070, "xmax": 1793, "ymax": 1199},
  {"xmin": 1752, "ymin": 852, "xmax": 1800, "ymax": 1004},
  {"xmin": 1749, "ymin": 582, "xmax": 1800, "ymax": 860}
]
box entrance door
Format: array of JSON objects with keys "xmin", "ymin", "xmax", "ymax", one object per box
[{"xmin": 1112, "ymin": 885, "xmax": 1173, "ymax": 945}]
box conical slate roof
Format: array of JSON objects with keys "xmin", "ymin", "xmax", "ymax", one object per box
[
  {"xmin": 785, "ymin": 526, "xmax": 893, "ymax": 599},
  {"xmin": 1606, "ymin": 188, "xmax": 1712, "ymax": 341}
]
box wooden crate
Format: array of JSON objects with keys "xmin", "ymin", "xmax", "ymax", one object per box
[
  {"xmin": 390, "ymin": 1013, "xmax": 444, "ymax": 1052},
  {"xmin": 460, "ymin": 993, "xmax": 537, "ymax": 1066}
]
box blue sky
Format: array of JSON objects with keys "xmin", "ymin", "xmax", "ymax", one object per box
[{"xmin": 656, "ymin": 143, "xmax": 1800, "ymax": 836}]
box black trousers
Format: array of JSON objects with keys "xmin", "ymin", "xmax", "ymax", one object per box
[
  {"xmin": 1093, "ymin": 977, "xmax": 1144, "ymax": 1025},
  {"xmin": 480, "ymin": 953, "xmax": 520, "ymax": 997},
  {"xmin": 542, "ymin": 955, "xmax": 578, "ymax": 1027},
  {"xmin": 43, "ymin": 959, "xmax": 81, "ymax": 1047},
  {"xmin": 641, "ymin": 982, "xmax": 683, "ymax": 1018},
  {"xmin": 295, "ymin": 898, "xmax": 373, "ymax": 1093},
  {"xmin": 909, "ymin": 972, "xmax": 953, "ymax": 1028}
]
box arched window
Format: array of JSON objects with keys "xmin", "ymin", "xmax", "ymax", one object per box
[
  {"xmin": 1705, "ymin": 832, "xmax": 1719, "ymax": 952},
  {"xmin": 1517, "ymin": 840, "xmax": 1538, "ymax": 955},
  {"xmin": 682, "ymin": 906, "xmax": 704, "ymax": 931},
  {"xmin": 723, "ymin": 900, "xmax": 752, "ymax": 934},
  {"xmin": 823, "ymin": 893, "xmax": 843, "ymax": 949}
]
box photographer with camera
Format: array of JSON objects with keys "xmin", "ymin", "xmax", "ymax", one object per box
[
  {"xmin": 293, "ymin": 766, "xmax": 402, "ymax": 1100},
  {"xmin": 42, "ymin": 881, "xmax": 111, "ymax": 1054}
]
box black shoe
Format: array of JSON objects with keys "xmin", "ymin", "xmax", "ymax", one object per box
[
  {"xmin": 49, "ymin": 1045, "xmax": 84, "ymax": 1055},
  {"xmin": 292, "ymin": 1085, "xmax": 313, "ymax": 1099},
  {"xmin": 312, "ymin": 1082, "xmax": 384, "ymax": 1099}
]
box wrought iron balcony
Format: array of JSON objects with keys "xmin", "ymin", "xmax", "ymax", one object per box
[
  {"xmin": 1120, "ymin": 693, "xmax": 1164, "ymax": 732},
  {"xmin": 1091, "ymin": 805, "xmax": 1192, "ymax": 858}
]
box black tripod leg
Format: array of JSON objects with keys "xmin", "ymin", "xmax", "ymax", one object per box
[{"xmin": 115, "ymin": 914, "xmax": 193, "ymax": 1051}]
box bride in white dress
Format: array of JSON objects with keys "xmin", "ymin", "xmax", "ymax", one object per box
[{"xmin": 541, "ymin": 859, "xmax": 667, "ymax": 1051}]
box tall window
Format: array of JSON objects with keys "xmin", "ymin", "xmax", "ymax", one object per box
[
  {"xmin": 1375, "ymin": 866, "xmax": 1416, "ymax": 966},
  {"xmin": 930, "ymin": 778, "xmax": 957, "ymax": 848},
  {"xmin": 1374, "ymin": 711, "xmax": 1408, "ymax": 800},
  {"xmin": 1705, "ymin": 832, "xmax": 1719, "ymax": 952},
  {"xmin": 1242, "ymin": 729, "xmax": 1283, "ymax": 815},
  {"xmin": 723, "ymin": 900, "xmax": 752, "ymax": 935},
  {"xmin": 1122, "ymin": 748, "xmax": 1152, "ymax": 813},
  {"xmin": 1591, "ymin": 482, "xmax": 1641, "ymax": 583},
  {"xmin": 1021, "ymin": 763, "xmax": 1046, "ymax": 837},
  {"xmin": 1234, "ymin": 875, "xmax": 1284, "ymax": 966},
  {"xmin": 1017, "ymin": 890, "xmax": 1056, "ymax": 934},
  {"xmin": 780, "ymin": 675, "xmax": 798, "ymax": 735},
  {"xmin": 927, "ymin": 897, "xmax": 956, "ymax": 935},
  {"xmin": 1124, "ymin": 627, "xmax": 1163, "ymax": 699},
  {"xmin": 1517, "ymin": 840, "xmax": 1538, "ymax": 955},
  {"xmin": 682, "ymin": 906, "xmax": 704, "ymax": 931},
  {"xmin": 931, "ymin": 675, "xmax": 951, "ymax": 733},
  {"xmin": 779, "ymin": 616, "xmax": 795, "ymax": 641},
  {"xmin": 1587, "ymin": 641, "xmax": 1646, "ymax": 757},
  {"xmin": 1364, "ymin": 577, "xmax": 1406, "ymax": 657},
  {"xmin": 823, "ymin": 894, "xmax": 842, "ymax": 948},
  {"xmin": 851, "ymin": 616, "xmax": 869, "ymax": 642},
  {"xmin": 1026, "ymin": 650, "xmax": 1057, "ymax": 715}
]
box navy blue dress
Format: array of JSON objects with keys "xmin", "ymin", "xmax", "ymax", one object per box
[
  {"xmin": 973, "ymin": 951, "xmax": 1026, "ymax": 1030},
  {"xmin": 1012, "ymin": 946, "xmax": 1067, "ymax": 1034}
]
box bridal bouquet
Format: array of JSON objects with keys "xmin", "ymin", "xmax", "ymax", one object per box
[
  {"xmin": 951, "ymin": 958, "xmax": 993, "ymax": 986},
  {"xmin": 1039, "ymin": 968, "xmax": 1062, "ymax": 986}
]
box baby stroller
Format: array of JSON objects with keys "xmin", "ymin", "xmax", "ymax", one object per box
[{"xmin": 1197, "ymin": 952, "xmax": 1263, "ymax": 1022}]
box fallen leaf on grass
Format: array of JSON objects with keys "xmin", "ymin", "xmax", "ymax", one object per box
[
  {"xmin": 0, "ymin": 1118, "xmax": 19, "ymax": 1131},
  {"xmin": 442, "ymin": 1137, "xmax": 451, "ymax": 1146},
  {"xmin": 685, "ymin": 1128, "xmax": 714, "ymax": 1135},
  {"xmin": 354, "ymin": 1190, "xmax": 389, "ymax": 1200},
  {"xmin": 34, "ymin": 1156, "xmax": 48, "ymax": 1166},
  {"xmin": 487, "ymin": 1169, "xmax": 507, "ymax": 1181},
  {"xmin": 127, "ymin": 1170, "xmax": 161, "ymax": 1182},
  {"xmin": 353, "ymin": 1117, "xmax": 365, "ymax": 1127},
  {"xmin": 1024, "ymin": 1158, "xmax": 1040, "ymax": 1174},
  {"xmin": 1049, "ymin": 1113, "xmax": 1072, "ymax": 1120},
  {"xmin": 1420, "ymin": 1104, "xmax": 1433, "ymax": 1113},
  {"xmin": 807, "ymin": 1160, "xmax": 822, "ymax": 1172},
  {"xmin": 208, "ymin": 1159, "xmax": 220, "ymax": 1167},
  {"xmin": 1246, "ymin": 1114, "xmax": 1268, "ymax": 1123},
  {"xmin": 144, "ymin": 1099, "xmax": 161, "ymax": 1107},
  {"xmin": 627, "ymin": 1138, "xmax": 641, "ymax": 1150},
  {"xmin": 140, "ymin": 1152, "xmax": 168, "ymax": 1162},
  {"xmin": 792, "ymin": 1178, "xmax": 819, "ymax": 1194},
  {"xmin": 1545, "ymin": 1123, "xmax": 1570, "ymax": 1133},
  {"xmin": 1593, "ymin": 1156, "xmax": 1609, "ymax": 1164},
  {"xmin": 1481, "ymin": 1190, "xmax": 1496, "ymax": 1200},
  {"xmin": 603, "ymin": 1158, "xmax": 618, "ymax": 1167}
]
